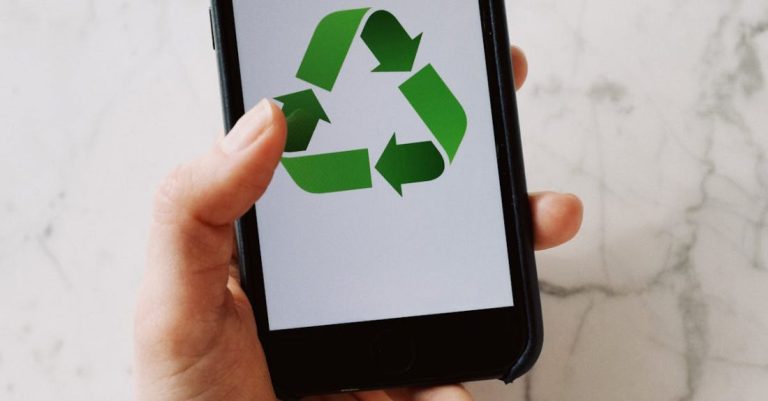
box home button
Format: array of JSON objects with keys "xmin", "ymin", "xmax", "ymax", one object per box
[{"xmin": 372, "ymin": 329, "xmax": 415, "ymax": 375}]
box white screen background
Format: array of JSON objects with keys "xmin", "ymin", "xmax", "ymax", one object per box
[{"xmin": 233, "ymin": 0, "xmax": 514, "ymax": 330}]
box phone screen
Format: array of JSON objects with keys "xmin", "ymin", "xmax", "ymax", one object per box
[{"xmin": 233, "ymin": 0, "xmax": 514, "ymax": 331}]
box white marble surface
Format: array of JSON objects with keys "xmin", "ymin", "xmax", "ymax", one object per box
[{"xmin": 1, "ymin": 0, "xmax": 766, "ymax": 400}]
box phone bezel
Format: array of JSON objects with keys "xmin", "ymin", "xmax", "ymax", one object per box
[{"xmin": 210, "ymin": 0, "xmax": 542, "ymax": 397}]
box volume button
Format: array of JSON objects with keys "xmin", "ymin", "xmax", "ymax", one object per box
[{"xmin": 209, "ymin": 7, "xmax": 216, "ymax": 50}]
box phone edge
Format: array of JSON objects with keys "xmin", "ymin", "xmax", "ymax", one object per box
[{"xmin": 486, "ymin": 0, "xmax": 544, "ymax": 383}]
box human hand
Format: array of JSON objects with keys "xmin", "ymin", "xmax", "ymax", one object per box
[{"xmin": 134, "ymin": 46, "xmax": 583, "ymax": 401}]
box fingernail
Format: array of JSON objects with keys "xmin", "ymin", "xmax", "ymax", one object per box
[{"xmin": 220, "ymin": 99, "xmax": 273, "ymax": 154}]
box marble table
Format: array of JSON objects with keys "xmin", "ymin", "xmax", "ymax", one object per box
[{"xmin": 1, "ymin": 1, "xmax": 766, "ymax": 400}]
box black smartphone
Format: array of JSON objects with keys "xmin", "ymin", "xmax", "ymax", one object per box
[{"xmin": 210, "ymin": 0, "xmax": 541, "ymax": 397}]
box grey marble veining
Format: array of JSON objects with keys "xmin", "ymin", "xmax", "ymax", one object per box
[{"xmin": 1, "ymin": 0, "xmax": 766, "ymax": 400}]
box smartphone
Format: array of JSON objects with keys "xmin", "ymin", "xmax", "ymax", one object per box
[{"xmin": 210, "ymin": 0, "xmax": 541, "ymax": 397}]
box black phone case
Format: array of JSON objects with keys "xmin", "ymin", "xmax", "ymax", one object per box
[{"xmin": 210, "ymin": 0, "xmax": 542, "ymax": 392}]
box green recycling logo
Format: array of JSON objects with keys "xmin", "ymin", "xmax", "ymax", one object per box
[{"xmin": 275, "ymin": 8, "xmax": 467, "ymax": 196}]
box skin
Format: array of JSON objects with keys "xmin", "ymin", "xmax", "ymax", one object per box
[{"xmin": 135, "ymin": 46, "xmax": 584, "ymax": 401}]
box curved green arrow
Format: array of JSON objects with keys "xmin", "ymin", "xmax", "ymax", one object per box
[
  {"xmin": 296, "ymin": 8, "xmax": 369, "ymax": 91},
  {"xmin": 361, "ymin": 10, "xmax": 422, "ymax": 72},
  {"xmin": 275, "ymin": 89, "xmax": 329, "ymax": 152},
  {"xmin": 399, "ymin": 64, "xmax": 467, "ymax": 162},
  {"xmin": 279, "ymin": 9, "xmax": 468, "ymax": 196},
  {"xmin": 282, "ymin": 150, "xmax": 372, "ymax": 194},
  {"xmin": 375, "ymin": 134, "xmax": 445, "ymax": 196}
]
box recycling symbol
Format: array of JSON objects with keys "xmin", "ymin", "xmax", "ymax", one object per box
[{"xmin": 275, "ymin": 8, "xmax": 467, "ymax": 196}]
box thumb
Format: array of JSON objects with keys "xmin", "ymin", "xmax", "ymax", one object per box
[
  {"xmin": 140, "ymin": 99, "xmax": 286, "ymax": 325},
  {"xmin": 155, "ymin": 99, "xmax": 287, "ymax": 227}
]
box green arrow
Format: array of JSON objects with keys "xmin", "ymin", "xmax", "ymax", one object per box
[
  {"xmin": 282, "ymin": 149, "xmax": 372, "ymax": 194},
  {"xmin": 361, "ymin": 10, "xmax": 422, "ymax": 72},
  {"xmin": 275, "ymin": 89, "xmax": 329, "ymax": 153},
  {"xmin": 399, "ymin": 64, "xmax": 467, "ymax": 162},
  {"xmin": 375, "ymin": 134, "xmax": 445, "ymax": 196},
  {"xmin": 296, "ymin": 8, "xmax": 369, "ymax": 91}
]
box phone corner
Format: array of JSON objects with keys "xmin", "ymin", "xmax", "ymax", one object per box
[
  {"xmin": 500, "ymin": 302, "xmax": 544, "ymax": 384},
  {"xmin": 501, "ymin": 328, "xmax": 543, "ymax": 384}
]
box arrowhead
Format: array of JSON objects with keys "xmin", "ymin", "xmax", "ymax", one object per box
[
  {"xmin": 375, "ymin": 134, "xmax": 403, "ymax": 196},
  {"xmin": 372, "ymin": 33, "xmax": 422, "ymax": 73},
  {"xmin": 274, "ymin": 89, "xmax": 330, "ymax": 123},
  {"xmin": 275, "ymin": 89, "xmax": 329, "ymax": 152}
]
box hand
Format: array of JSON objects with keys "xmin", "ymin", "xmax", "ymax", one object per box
[{"xmin": 134, "ymin": 46, "xmax": 583, "ymax": 401}]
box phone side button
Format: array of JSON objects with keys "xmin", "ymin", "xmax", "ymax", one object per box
[
  {"xmin": 208, "ymin": 7, "xmax": 216, "ymax": 50},
  {"xmin": 372, "ymin": 330, "xmax": 415, "ymax": 375}
]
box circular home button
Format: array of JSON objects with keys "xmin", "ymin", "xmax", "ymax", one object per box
[{"xmin": 372, "ymin": 329, "xmax": 415, "ymax": 375}]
